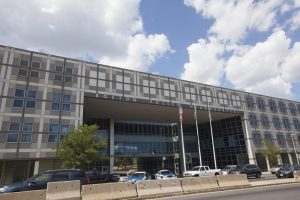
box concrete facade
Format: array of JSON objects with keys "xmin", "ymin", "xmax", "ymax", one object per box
[{"xmin": 0, "ymin": 45, "xmax": 300, "ymax": 184}]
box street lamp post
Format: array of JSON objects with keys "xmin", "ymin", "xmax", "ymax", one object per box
[{"xmin": 291, "ymin": 134, "xmax": 299, "ymax": 164}]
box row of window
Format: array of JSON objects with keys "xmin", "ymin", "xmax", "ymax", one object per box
[
  {"xmin": 12, "ymin": 89, "xmax": 71, "ymax": 112},
  {"xmin": 18, "ymin": 60, "xmax": 73, "ymax": 82},
  {"xmin": 249, "ymin": 113, "xmax": 300, "ymax": 130},
  {"xmin": 252, "ymin": 131, "xmax": 300, "ymax": 148},
  {"xmin": 245, "ymin": 96, "xmax": 299, "ymax": 116},
  {"xmin": 7, "ymin": 123, "xmax": 70, "ymax": 143}
]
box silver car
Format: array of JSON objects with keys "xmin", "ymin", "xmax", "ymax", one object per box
[
  {"xmin": 221, "ymin": 165, "xmax": 237, "ymax": 175},
  {"xmin": 155, "ymin": 170, "xmax": 176, "ymax": 179}
]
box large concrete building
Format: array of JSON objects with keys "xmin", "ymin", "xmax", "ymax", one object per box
[{"xmin": 0, "ymin": 45, "xmax": 299, "ymax": 184}]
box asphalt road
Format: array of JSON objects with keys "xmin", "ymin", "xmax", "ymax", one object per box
[{"xmin": 153, "ymin": 183, "xmax": 300, "ymax": 200}]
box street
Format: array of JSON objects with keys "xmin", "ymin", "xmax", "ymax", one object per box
[{"xmin": 153, "ymin": 183, "xmax": 300, "ymax": 200}]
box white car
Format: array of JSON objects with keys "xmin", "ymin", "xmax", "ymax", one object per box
[
  {"xmin": 155, "ymin": 170, "xmax": 176, "ymax": 179},
  {"xmin": 184, "ymin": 166, "xmax": 221, "ymax": 177}
]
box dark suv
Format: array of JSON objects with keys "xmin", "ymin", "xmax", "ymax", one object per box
[
  {"xmin": 229, "ymin": 164, "xmax": 262, "ymax": 178},
  {"xmin": 0, "ymin": 169, "xmax": 89, "ymax": 193},
  {"xmin": 275, "ymin": 164, "xmax": 300, "ymax": 178}
]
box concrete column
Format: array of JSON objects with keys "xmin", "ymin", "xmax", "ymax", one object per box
[
  {"xmin": 109, "ymin": 119, "xmax": 114, "ymax": 174},
  {"xmin": 33, "ymin": 160, "xmax": 39, "ymax": 175},
  {"xmin": 277, "ymin": 154, "xmax": 282, "ymax": 165},
  {"xmin": 241, "ymin": 114, "xmax": 256, "ymax": 164},
  {"xmin": 265, "ymin": 157, "xmax": 270, "ymax": 172},
  {"xmin": 288, "ymin": 153, "xmax": 294, "ymax": 164}
]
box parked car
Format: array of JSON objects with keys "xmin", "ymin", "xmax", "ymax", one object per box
[
  {"xmin": 113, "ymin": 173, "xmax": 128, "ymax": 182},
  {"xmin": 127, "ymin": 171, "xmax": 151, "ymax": 182},
  {"xmin": 221, "ymin": 165, "xmax": 237, "ymax": 175},
  {"xmin": 275, "ymin": 164, "xmax": 300, "ymax": 178},
  {"xmin": 229, "ymin": 164, "xmax": 262, "ymax": 178},
  {"xmin": 0, "ymin": 169, "xmax": 89, "ymax": 194},
  {"xmin": 270, "ymin": 165, "xmax": 285, "ymax": 174},
  {"xmin": 183, "ymin": 166, "xmax": 221, "ymax": 177},
  {"xmin": 155, "ymin": 170, "xmax": 176, "ymax": 179},
  {"xmin": 86, "ymin": 171, "xmax": 119, "ymax": 184}
]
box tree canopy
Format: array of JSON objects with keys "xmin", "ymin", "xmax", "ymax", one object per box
[
  {"xmin": 57, "ymin": 124, "xmax": 106, "ymax": 169},
  {"xmin": 258, "ymin": 139, "xmax": 280, "ymax": 167}
]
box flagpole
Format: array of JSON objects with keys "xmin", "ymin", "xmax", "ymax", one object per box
[
  {"xmin": 194, "ymin": 103, "xmax": 202, "ymax": 166},
  {"xmin": 208, "ymin": 103, "xmax": 217, "ymax": 169},
  {"xmin": 178, "ymin": 105, "xmax": 186, "ymax": 173}
]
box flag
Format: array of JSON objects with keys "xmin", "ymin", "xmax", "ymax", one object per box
[{"xmin": 178, "ymin": 105, "xmax": 183, "ymax": 123}]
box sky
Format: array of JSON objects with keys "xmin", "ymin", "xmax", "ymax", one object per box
[{"xmin": 0, "ymin": 0, "xmax": 299, "ymax": 101}]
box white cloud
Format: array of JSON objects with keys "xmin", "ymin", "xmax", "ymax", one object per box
[
  {"xmin": 0, "ymin": 0, "xmax": 172, "ymax": 71},
  {"xmin": 184, "ymin": 0, "xmax": 283, "ymax": 43},
  {"xmin": 288, "ymin": 11, "xmax": 300, "ymax": 31},
  {"xmin": 281, "ymin": 42, "xmax": 300, "ymax": 82},
  {"xmin": 101, "ymin": 34, "xmax": 173, "ymax": 71},
  {"xmin": 180, "ymin": 37, "xmax": 225, "ymax": 85},
  {"xmin": 245, "ymin": 76, "xmax": 293, "ymax": 98},
  {"xmin": 226, "ymin": 30, "xmax": 290, "ymax": 88}
]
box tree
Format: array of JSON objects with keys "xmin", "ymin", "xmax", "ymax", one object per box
[
  {"xmin": 258, "ymin": 139, "xmax": 280, "ymax": 167},
  {"xmin": 57, "ymin": 124, "xmax": 106, "ymax": 169}
]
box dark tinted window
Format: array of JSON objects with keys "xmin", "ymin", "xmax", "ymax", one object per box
[{"xmin": 52, "ymin": 171, "xmax": 69, "ymax": 181}]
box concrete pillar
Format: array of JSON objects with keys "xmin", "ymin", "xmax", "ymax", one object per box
[
  {"xmin": 277, "ymin": 154, "xmax": 282, "ymax": 165},
  {"xmin": 241, "ymin": 114, "xmax": 256, "ymax": 164},
  {"xmin": 265, "ymin": 157, "xmax": 270, "ymax": 172},
  {"xmin": 109, "ymin": 119, "xmax": 114, "ymax": 174},
  {"xmin": 33, "ymin": 160, "xmax": 39, "ymax": 175},
  {"xmin": 288, "ymin": 153, "xmax": 294, "ymax": 164}
]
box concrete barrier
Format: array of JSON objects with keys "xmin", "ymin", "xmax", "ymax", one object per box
[
  {"xmin": 81, "ymin": 182, "xmax": 137, "ymax": 200},
  {"xmin": 136, "ymin": 179, "xmax": 183, "ymax": 197},
  {"xmin": 46, "ymin": 180, "xmax": 81, "ymax": 200},
  {"xmin": 0, "ymin": 189, "xmax": 46, "ymax": 200},
  {"xmin": 181, "ymin": 176, "xmax": 219, "ymax": 193},
  {"xmin": 217, "ymin": 174, "xmax": 250, "ymax": 188},
  {"xmin": 294, "ymin": 170, "xmax": 300, "ymax": 182}
]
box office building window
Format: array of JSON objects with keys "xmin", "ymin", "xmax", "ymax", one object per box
[
  {"xmin": 18, "ymin": 60, "xmax": 29, "ymax": 76},
  {"xmin": 61, "ymin": 125, "xmax": 69, "ymax": 133},
  {"xmin": 65, "ymin": 67, "xmax": 73, "ymax": 82},
  {"xmin": 264, "ymin": 132, "xmax": 273, "ymax": 144},
  {"xmin": 297, "ymin": 104, "xmax": 300, "ymax": 115},
  {"xmin": 30, "ymin": 62, "xmax": 40, "ymax": 78},
  {"xmin": 20, "ymin": 60, "xmax": 29, "ymax": 67},
  {"xmin": 52, "ymin": 93, "xmax": 60, "ymax": 111},
  {"xmin": 278, "ymin": 101, "xmax": 286, "ymax": 114},
  {"xmin": 245, "ymin": 96, "xmax": 255, "ymax": 109},
  {"xmin": 282, "ymin": 117, "xmax": 291, "ymax": 130},
  {"xmin": 252, "ymin": 131, "xmax": 262, "ymax": 147},
  {"xmin": 21, "ymin": 123, "xmax": 32, "ymax": 143},
  {"xmin": 63, "ymin": 95, "xmax": 71, "ymax": 112},
  {"xmin": 277, "ymin": 133, "xmax": 286, "ymax": 147},
  {"xmin": 260, "ymin": 114, "xmax": 270, "ymax": 128},
  {"xmin": 23, "ymin": 123, "xmax": 33, "ymax": 132},
  {"xmin": 9, "ymin": 122, "xmax": 20, "ymax": 131},
  {"xmin": 13, "ymin": 89, "xmax": 25, "ymax": 107},
  {"xmin": 7, "ymin": 122, "xmax": 20, "ymax": 143},
  {"xmin": 257, "ymin": 97, "xmax": 266, "ymax": 111},
  {"xmin": 286, "ymin": 134, "xmax": 293, "ymax": 147},
  {"xmin": 60, "ymin": 124, "xmax": 70, "ymax": 141},
  {"xmin": 26, "ymin": 91, "xmax": 37, "ymax": 108},
  {"xmin": 293, "ymin": 118, "xmax": 300, "ymax": 130},
  {"xmin": 49, "ymin": 124, "xmax": 59, "ymax": 143},
  {"xmin": 269, "ymin": 99, "xmax": 277, "ymax": 113},
  {"xmin": 249, "ymin": 113, "xmax": 259, "ymax": 127},
  {"xmin": 7, "ymin": 134, "xmax": 18, "ymax": 143},
  {"xmin": 289, "ymin": 103, "xmax": 297, "ymax": 116},
  {"xmin": 273, "ymin": 116, "xmax": 281, "ymax": 129}
]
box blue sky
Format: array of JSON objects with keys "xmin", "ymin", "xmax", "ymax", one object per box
[{"xmin": 0, "ymin": 0, "xmax": 299, "ymax": 101}]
